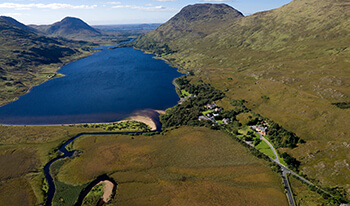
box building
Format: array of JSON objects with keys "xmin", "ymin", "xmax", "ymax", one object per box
[{"xmin": 255, "ymin": 126, "xmax": 268, "ymax": 136}]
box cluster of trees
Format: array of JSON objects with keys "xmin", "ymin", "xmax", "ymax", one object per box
[
  {"xmin": 307, "ymin": 184, "xmax": 350, "ymax": 205},
  {"xmin": 324, "ymin": 186, "xmax": 350, "ymax": 205},
  {"xmin": 176, "ymin": 77, "xmax": 225, "ymax": 102},
  {"xmin": 160, "ymin": 77, "xmax": 225, "ymax": 128},
  {"xmin": 228, "ymin": 98, "xmax": 305, "ymax": 149},
  {"xmin": 267, "ymin": 121, "xmax": 305, "ymax": 148},
  {"xmin": 280, "ymin": 152, "xmax": 300, "ymax": 171},
  {"xmin": 82, "ymin": 183, "xmax": 104, "ymax": 206},
  {"xmin": 74, "ymin": 121, "xmax": 150, "ymax": 132},
  {"xmin": 132, "ymin": 37, "xmax": 175, "ymax": 57},
  {"xmin": 332, "ymin": 102, "xmax": 350, "ymax": 109},
  {"xmin": 230, "ymin": 99, "xmax": 250, "ymax": 113}
]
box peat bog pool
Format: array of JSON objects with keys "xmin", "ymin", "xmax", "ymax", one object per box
[{"xmin": 0, "ymin": 47, "xmax": 183, "ymax": 125}]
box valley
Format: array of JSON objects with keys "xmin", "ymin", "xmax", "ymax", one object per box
[{"xmin": 0, "ymin": 0, "xmax": 349, "ymax": 205}]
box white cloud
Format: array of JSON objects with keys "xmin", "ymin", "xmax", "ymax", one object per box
[
  {"xmin": 0, "ymin": 3, "xmax": 97, "ymax": 10},
  {"xmin": 155, "ymin": 0, "xmax": 178, "ymax": 2},
  {"xmin": 202, "ymin": 0, "xmax": 232, "ymax": 2},
  {"xmin": 105, "ymin": 2, "xmax": 122, "ymax": 5},
  {"xmin": 1, "ymin": 12, "xmax": 23, "ymax": 16},
  {"xmin": 112, "ymin": 5, "xmax": 175, "ymax": 11}
]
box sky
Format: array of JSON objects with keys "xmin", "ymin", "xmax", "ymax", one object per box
[{"xmin": 0, "ymin": 0, "xmax": 293, "ymax": 25}]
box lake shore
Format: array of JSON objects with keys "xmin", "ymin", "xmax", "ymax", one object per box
[
  {"xmin": 118, "ymin": 109, "xmax": 164, "ymax": 131},
  {"xmin": 0, "ymin": 109, "xmax": 164, "ymax": 132}
]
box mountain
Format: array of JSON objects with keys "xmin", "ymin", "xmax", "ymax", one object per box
[
  {"xmin": 216, "ymin": 0, "xmax": 350, "ymax": 50},
  {"xmin": 133, "ymin": 1, "xmax": 350, "ymax": 198},
  {"xmin": 0, "ymin": 17, "xmax": 92, "ymax": 106},
  {"xmin": 0, "ymin": 16, "xmax": 38, "ymax": 33},
  {"xmin": 32, "ymin": 17, "xmax": 101, "ymax": 40},
  {"xmin": 134, "ymin": 3, "xmax": 244, "ymax": 55}
]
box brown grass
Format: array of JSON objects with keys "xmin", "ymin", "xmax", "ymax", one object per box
[
  {"xmin": 0, "ymin": 178, "xmax": 37, "ymax": 206},
  {"xmin": 0, "ymin": 125, "xmax": 105, "ymax": 144},
  {"xmin": 0, "ymin": 147, "xmax": 39, "ymax": 181},
  {"xmin": 0, "ymin": 125, "xmax": 110, "ymax": 205},
  {"xmin": 57, "ymin": 126, "xmax": 288, "ymax": 205}
]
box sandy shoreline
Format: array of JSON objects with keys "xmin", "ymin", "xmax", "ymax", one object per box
[
  {"xmin": 117, "ymin": 116, "xmax": 157, "ymax": 131},
  {"xmin": 98, "ymin": 180, "xmax": 114, "ymax": 203},
  {"xmin": 118, "ymin": 109, "xmax": 164, "ymax": 131},
  {"xmin": 1, "ymin": 109, "xmax": 164, "ymax": 131}
]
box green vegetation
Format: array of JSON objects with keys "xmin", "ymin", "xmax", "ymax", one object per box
[
  {"xmin": 54, "ymin": 181, "xmax": 87, "ymax": 206},
  {"xmin": 181, "ymin": 89, "xmax": 191, "ymax": 97},
  {"xmin": 288, "ymin": 174, "xmax": 327, "ymax": 206},
  {"xmin": 266, "ymin": 120, "xmax": 304, "ymax": 149},
  {"xmin": 160, "ymin": 76, "xmax": 225, "ymax": 128},
  {"xmin": 82, "ymin": 183, "xmax": 104, "ymax": 206},
  {"xmin": 51, "ymin": 153, "xmax": 88, "ymax": 206},
  {"xmin": 256, "ymin": 140, "xmax": 276, "ymax": 159},
  {"xmin": 332, "ymin": 102, "xmax": 350, "ymax": 109},
  {"xmin": 168, "ymin": 77, "xmax": 304, "ymax": 173},
  {"xmin": 202, "ymin": 109, "xmax": 213, "ymax": 115},
  {"xmin": 280, "ymin": 152, "xmax": 300, "ymax": 172},
  {"xmin": 73, "ymin": 121, "xmax": 151, "ymax": 132},
  {"xmin": 132, "ymin": 0, "xmax": 350, "ymax": 197}
]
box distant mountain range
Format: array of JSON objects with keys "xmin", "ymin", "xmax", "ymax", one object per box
[{"xmin": 30, "ymin": 17, "xmax": 102, "ymax": 40}]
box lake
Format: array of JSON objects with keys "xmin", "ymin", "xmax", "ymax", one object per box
[{"xmin": 0, "ymin": 47, "xmax": 182, "ymax": 125}]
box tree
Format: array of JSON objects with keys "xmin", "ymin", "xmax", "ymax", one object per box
[{"xmin": 253, "ymin": 138, "xmax": 261, "ymax": 146}]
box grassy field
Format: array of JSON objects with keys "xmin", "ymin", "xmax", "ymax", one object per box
[
  {"xmin": 56, "ymin": 126, "xmax": 287, "ymax": 205},
  {"xmin": 0, "ymin": 125, "xmax": 287, "ymax": 205},
  {"xmin": 0, "ymin": 125, "xmax": 112, "ymax": 205},
  {"xmin": 288, "ymin": 174, "xmax": 327, "ymax": 206},
  {"xmin": 256, "ymin": 140, "xmax": 276, "ymax": 159},
  {"xmin": 181, "ymin": 89, "xmax": 191, "ymax": 97}
]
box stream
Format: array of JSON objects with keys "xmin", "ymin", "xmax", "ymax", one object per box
[{"xmin": 44, "ymin": 128, "xmax": 160, "ymax": 206}]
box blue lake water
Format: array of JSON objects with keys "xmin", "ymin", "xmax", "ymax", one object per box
[{"xmin": 0, "ymin": 47, "xmax": 182, "ymax": 125}]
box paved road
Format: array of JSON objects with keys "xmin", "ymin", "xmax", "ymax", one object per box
[
  {"xmin": 229, "ymin": 126, "xmax": 333, "ymax": 205},
  {"xmin": 250, "ymin": 126, "xmax": 295, "ymax": 206},
  {"xmin": 281, "ymin": 167, "xmax": 296, "ymax": 206}
]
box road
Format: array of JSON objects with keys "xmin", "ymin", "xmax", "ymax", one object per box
[
  {"xmin": 249, "ymin": 125, "xmax": 335, "ymax": 205},
  {"xmin": 250, "ymin": 126, "xmax": 295, "ymax": 206},
  {"xmin": 226, "ymin": 126, "xmax": 334, "ymax": 206}
]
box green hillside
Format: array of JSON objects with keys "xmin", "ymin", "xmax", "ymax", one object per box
[
  {"xmin": 133, "ymin": 0, "xmax": 350, "ymax": 198},
  {"xmin": 134, "ymin": 3, "xmax": 244, "ymax": 56},
  {"xmin": 0, "ymin": 17, "xmax": 94, "ymax": 106}
]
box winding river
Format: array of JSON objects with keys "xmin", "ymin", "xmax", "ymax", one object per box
[{"xmin": 44, "ymin": 130, "xmax": 159, "ymax": 206}]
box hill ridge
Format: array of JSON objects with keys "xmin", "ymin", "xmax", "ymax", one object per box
[{"xmin": 33, "ymin": 16, "xmax": 101, "ymax": 40}]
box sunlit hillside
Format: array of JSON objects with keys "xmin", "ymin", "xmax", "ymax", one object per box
[{"xmin": 133, "ymin": 0, "xmax": 350, "ymax": 197}]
